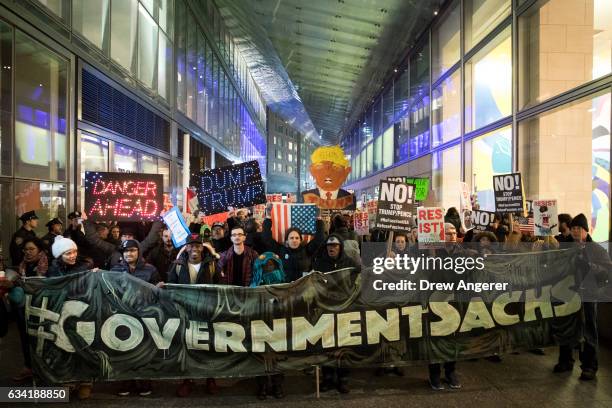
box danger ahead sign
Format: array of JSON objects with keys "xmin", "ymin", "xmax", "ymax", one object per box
[{"xmin": 375, "ymin": 180, "xmax": 415, "ymax": 231}]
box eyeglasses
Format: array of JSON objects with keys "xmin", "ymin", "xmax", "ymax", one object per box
[{"xmin": 231, "ymin": 233, "xmax": 245, "ymax": 237}]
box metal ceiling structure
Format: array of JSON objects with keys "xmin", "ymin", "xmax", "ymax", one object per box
[{"xmin": 216, "ymin": 0, "xmax": 440, "ymax": 144}]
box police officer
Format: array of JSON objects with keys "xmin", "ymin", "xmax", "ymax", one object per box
[
  {"xmin": 10, "ymin": 211, "xmax": 39, "ymax": 266},
  {"xmin": 41, "ymin": 218, "xmax": 63, "ymax": 252}
]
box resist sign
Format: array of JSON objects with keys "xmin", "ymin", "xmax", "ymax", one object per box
[
  {"xmin": 493, "ymin": 173, "xmax": 525, "ymax": 214},
  {"xmin": 417, "ymin": 207, "xmax": 445, "ymax": 244},
  {"xmin": 374, "ymin": 180, "xmax": 415, "ymax": 231},
  {"xmin": 85, "ymin": 172, "xmax": 163, "ymax": 221}
]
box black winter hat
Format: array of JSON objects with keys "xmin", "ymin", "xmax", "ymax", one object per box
[{"xmin": 569, "ymin": 213, "xmax": 589, "ymax": 232}]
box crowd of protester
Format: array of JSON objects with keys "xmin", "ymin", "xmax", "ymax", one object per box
[{"xmin": 0, "ymin": 204, "xmax": 610, "ymax": 400}]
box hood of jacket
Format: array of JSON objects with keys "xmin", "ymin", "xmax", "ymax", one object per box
[{"xmin": 251, "ymin": 251, "xmax": 285, "ymax": 287}]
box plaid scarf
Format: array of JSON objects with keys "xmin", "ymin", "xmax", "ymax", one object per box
[{"xmin": 19, "ymin": 252, "xmax": 49, "ymax": 277}]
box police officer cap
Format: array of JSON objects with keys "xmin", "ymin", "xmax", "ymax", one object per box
[
  {"xmin": 19, "ymin": 211, "xmax": 38, "ymax": 222},
  {"xmin": 67, "ymin": 211, "xmax": 82, "ymax": 219},
  {"xmin": 45, "ymin": 217, "xmax": 63, "ymax": 228}
]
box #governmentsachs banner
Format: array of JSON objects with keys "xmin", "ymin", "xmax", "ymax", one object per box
[{"xmin": 23, "ymin": 249, "xmax": 584, "ymax": 383}]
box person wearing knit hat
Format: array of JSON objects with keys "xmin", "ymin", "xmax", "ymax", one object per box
[
  {"xmin": 554, "ymin": 212, "xmax": 612, "ymax": 381},
  {"xmin": 47, "ymin": 236, "xmax": 94, "ymax": 277}
]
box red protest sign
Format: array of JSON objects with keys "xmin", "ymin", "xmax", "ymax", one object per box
[{"xmin": 85, "ymin": 171, "xmax": 163, "ymax": 221}]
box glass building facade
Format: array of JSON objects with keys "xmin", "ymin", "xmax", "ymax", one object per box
[
  {"xmin": 341, "ymin": 0, "xmax": 611, "ymax": 242},
  {"xmin": 0, "ymin": 0, "xmax": 267, "ymax": 251}
]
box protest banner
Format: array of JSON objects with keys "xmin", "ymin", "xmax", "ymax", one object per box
[
  {"xmin": 533, "ymin": 199, "xmax": 559, "ymax": 236},
  {"xmin": 470, "ymin": 210, "xmax": 496, "ymax": 231},
  {"xmin": 459, "ymin": 182, "xmax": 473, "ymax": 231},
  {"xmin": 366, "ymin": 200, "xmax": 378, "ymax": 228},
  {"xmin": 517, "ymin": 199, "xmax": 534, "ymax": 234},
  {"xmin": 195, "ymin": 161, "xmax": 266, "ymax": 215},
  {"xmin": 417, "ymin": 207, "xmax": 445, "ymax": 245},
  {"xmin": 203, "ymin": 211, "xmax": 229, "ymax": 226},
  {"xmin": 353, "ymin": 211, "xmax": 369, "ymax": 236},
  {"xmin": 286, "ymin": 193, "xmax": 297, "ymax": 203},
  {"xmin": 375, "ymin": 180, "xmax": 415, "ymax": 231},
  {"xmin": 24, "ymin": 246, "xmax": 584, "ymax": 383},
  {"xmin": 162, "ymin": 207, "xmax": 191, "ymax": 247},
  {"xmin": 493, "ymin": 173, "xmax": 525, "ymax": 214},
  {"xmin": 252, "ymin": 204, "xmax": 266, "ymax": 221},
  {"xmin": 84, "ymin": 171, "xmax": 163, "ymax": 222}
]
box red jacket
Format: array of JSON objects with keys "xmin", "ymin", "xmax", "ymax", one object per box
[{"xmin": 217, "ymin": 245, "xmax": 258, "ymax": 286}]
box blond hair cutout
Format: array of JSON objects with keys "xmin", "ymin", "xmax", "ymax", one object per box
[{"xmin": 311, "ymin": 145, "xmax": 349, "ymax": 167}]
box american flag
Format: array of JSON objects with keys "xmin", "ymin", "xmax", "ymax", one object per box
[
  {"xmin": 517, "ymin": 215, "xmax": 534, "ymax": 234},
  {"xmin": 270, "ymin": 203, "xmax": 317, "ymax": 243}
]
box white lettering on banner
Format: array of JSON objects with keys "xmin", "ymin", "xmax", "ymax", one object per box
[
  {"xmin": 100, "ymin": 314, "xmax": 145, "ymax": 352},
  {"xmin": 25, "ymin": 273, "xmax": 581, "ymax": 354}
]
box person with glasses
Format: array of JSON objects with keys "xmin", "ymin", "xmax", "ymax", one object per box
[{"xmin": 217, "ymin": 226, "xmax": 258, "ymax": 286}]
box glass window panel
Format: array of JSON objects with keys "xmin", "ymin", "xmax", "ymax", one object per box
[
  {"xmin": 372, "ymin": 98, "xmax": 382, "ymax": 138},
  {"xmin": 185, "ymin": 13, "xmax": 196, "ymax": 119},
  {"xmin": 465, "ymin": 26, "xmax": 512, "ymax": 132},
  {"xmin": 465, "ymin": 126, "xmax": 512, "ymax": 211},
  {"xmin": 519, "ymin": 0, "xmax": 612, "ymax": 108},
  {"xmin": 383, "ymin": 125, "xmax": 394, "ymax": 168},
  {"xmin": 519, "ymin": 91, "xmax": 611, "ymax": 242},
  {"xmin": 366, "ymin": 143, "xmax": 373, "ymax": 175},
  {"xmin": 36, "ymin": 0, "xmax": 69, "ymax": 21},
  {"xmin": 410, "ymin": 95, "xmax": 430, "ymax": 157},
  {"xmin": 138, "ymin": 4, "xmax": 158, "ymax": 89},
  {"xmin": 158, "ymin": 30, "xmax": 171, "ymax": 100},
  {"xmin": 431, "ymin": 2, "xmax": 460, "ymax": 81},
  {"xmin": 197, "ymin": 32, "xmax": 206, "ymax": 129},
  {"xmin": 0, "ymin": 21, "xmax": 12, "ymax": 176},
  {"xmin": 79, "ymin": 133, "xmax": 108, "ymax": 210},
  {"xmin": 432, "ymin": 69, "xmax": 461, "ymax": 147},
  {"xmin": 15, "ymin": 181, "xmax": 66, "ymax": 238},
  {"xmin": 139, "ymin": 152, "xmax": 157, "ymax": 174},
  {"xmin": 175, "ymin": 0, "xmax": 186, "ymax": 112},
  {"xmin": 360, "ymin": 150, "xmax": 366, "ymax": 179},
  {"xmin": 395, "ymin": 117, "xmax": 409, "ymax": 163},
  {"xmin": 110, "ymin": 0, "xmax": 137, "ymax": 73},
  {"xmin": 383, "ymin": 85, "xmax": 394, "ymax": 130},
  {"xmin": 373, "ymin": 137, "xmax": 382, "ymax": 172},
  {"xmin": 394, "ymin": 64, "xmax": 409, "ymax": 119},
  {"xmin": 15, "ymin": 31, "xmax": 68, "ymax": 181},
  {"xmin": 113, "ymin": 143, "xmax": 137, "ymax": 172},
  {"xmin": 72, "ymin": 0, "xmax": 109, "ymax": 50},
  {"xmin": 432, "ymin": 145, "xmax": 461, "ymax": 210},
  {"xmin": 140, "ymin": 0, "xmax": 155, "ymax": 17},
  {"xmin": 464, "ymin": 0, "xmax": 511, "ymax": 52},
  {"xmin": 159, "ymin": 0, "xmax": 173, "ymax": 37}
]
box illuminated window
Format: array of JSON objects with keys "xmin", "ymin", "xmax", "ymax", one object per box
[
  {"xmin": 72, "ymin": 0, "xmax": 109, "ymax": 50},
  {"xmin": 432, "ymin": 69, "xmax": 461, "ymax": 147},
  {"xmin": 432, "ymin": 145, "xmax": 461, "ymax": 210},
  {"xmin": 465, "ymin": 126, "xmax": 512, "ymax": 211},
  {"xmin": 110, "ymin": 0, "xmax": 137, "ymax": 73},
  {"xmin": 465, "ymin": 26, "xmax": 511, "ymax": 132},
  {"xmin": 138, "ymin": 4, "xmax": 158, "ymax": 89},
  {"xmin": 519, "ymin": 0, "xmax": 612, "ymax": 108},
  {"xmin": 464, "ymin": 0, "xmax": 511, "ymax": 52},
  {"xmin": 519, "ymin": 91, "xmax": 611, "ymax": 242},
  {"xmin": 432, "ymin": 1, "xmax": 460, "ymax": 81}
]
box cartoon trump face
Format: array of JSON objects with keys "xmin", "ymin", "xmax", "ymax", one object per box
[{"xmin": 302, "ymin": 146, "xmax": 355, "ymax": 210}]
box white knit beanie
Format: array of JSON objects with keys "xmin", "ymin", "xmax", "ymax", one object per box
[{"xmin": 52, "ymin": 236, "xmax": 78, "ymax": 259}]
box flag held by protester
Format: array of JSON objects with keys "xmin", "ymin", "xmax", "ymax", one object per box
[{"xmin": 270, "ymin": 203, "xmax": 317, "ymax": 243}]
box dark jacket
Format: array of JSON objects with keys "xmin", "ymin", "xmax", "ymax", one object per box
[
  {"xmin": 217, "ymin": 245, "xmax": 258, "ymax": 286},
  {"xmin": 312, "ymin": 233, "xmax": 361, "ymax": 273},
  {"xmin": 146, "ymin": 243, "xmax": 179, "ymax": 282},
  {"xmin": 262, "ymin": 218, "xmax": 325, "ymax": 282},
  {"xmin": 212, "ymin": 236, "xmax": 232, "ymax": 254},
  {"xmin": 110, "ymin": 245, "xmax": 160, "ymax": 285},
  {"xmin": 444, "ymin": 213, "xmax": 462, "ymax": 233},
  {"xmin": 84, "ymin": 220, "xmax": 162, "ymax": 269},
  {"xmin": 40, "ymin": 232, "xmax": 60, "ymax": 253},
  {"xmin": 47, "ymin": 256, "xmax": 93, "ymax": 277},
  {"xmin": 167, "ymin": 247, "xmax": 219, "ymax": 285},
  {"xmin": 9, "ymin": 227, "xmax": 37, "ymax": 267}
]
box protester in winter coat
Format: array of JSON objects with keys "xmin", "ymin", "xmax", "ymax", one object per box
[
  {"xmin": 312, "ymin": 234, "xmax": 360, "ymax": 394},
  {"xmin": 211, "ymin": 222, "xmax": 232, "ymax": 254},
  {"xmin": 554, "ymin": 213, "xmax": 612, "ymax": 381},
  {"xmin": 167, "ymin": 238, "xmax": 219, "ymax": 285},
  {"xmin": 165, "ymin": 236, "xmax": 219, "ymax": 397},
  {"xmin": 82, "ymin": 210, "xmax": 163, "ymax": 269},
  {"xmin": 555, "ymin": 213, "xmax": 573, "ymax": 243},
  {"xmin": 249, "ymin": 252, "xmax": 286, "ymax": 399},
  {"xmin": 46, "ymin": 236, "xmax": 95, "ymax": 399},
  {"xmin": 444, "ymin": 207, "xmax": 463, "ymax": 235},
  {"xmin": 217, "ymin": 226, "xmax": 259, "ymax": 286},
  {"xmin": 261, "ymin": 217, "xmax": 325, "ymax": 282},
  {"xmin": 245, "ymin": 218, "xmax": 268, "ymax": 254},
  {"xmin": 312, "ymin": 234, "xmax": 361, "ymax": 274},
  {"xmin": 110, "ymin": 239, "xmax": 160, "ymax": 397},
  {"xmin": 147, "ymin": 228, "xmax": 180, "ymax": 282}
]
